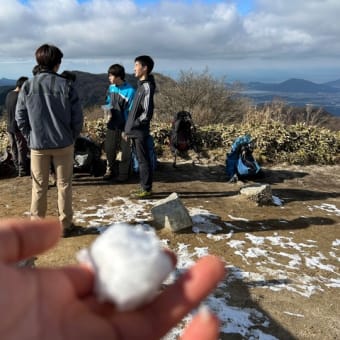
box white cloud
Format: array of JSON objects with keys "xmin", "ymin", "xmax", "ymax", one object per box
[{"xmin": 0, "ymin": 0, "xmax": 339, "ymax": 81}]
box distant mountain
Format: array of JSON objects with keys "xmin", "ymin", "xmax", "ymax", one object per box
[
  {"xmin": 246, "ymin": 78, "xmax": 339, "ymax": 93},
  {"xmin": 0, "ymin": 78, "xmax": 15, "ymax": 86},
  {"xmin": 322, "ymin": 79, "xmax": 340, "ymax": 89},
  {"xmin": 0, "ymin": 71, "xmax": 175, "ymax": 110},
  {"xmin": 71, "ymin": 70, "xmax": 174, "ymax": 108},
  {"xmin": 71, "ymin": 71, "xmax": 112, "ymax": 108},
  {"xmin": 0, "ymin": 85, "xmax": 13, "ymax": 107}
]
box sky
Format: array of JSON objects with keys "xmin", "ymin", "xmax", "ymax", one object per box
[{"xmin": 1, "ymin": 0, "xmax": 340, "ymax": 83}]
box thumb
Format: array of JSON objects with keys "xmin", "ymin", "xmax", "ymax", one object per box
[{"xmin": 0, "ymin": 218, "xmax": 61, "ymax": 263}]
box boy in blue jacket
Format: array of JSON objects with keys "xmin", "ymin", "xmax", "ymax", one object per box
[{"xmin": 103, "ymin": 64, "xmax": 135, "ymax": 182}]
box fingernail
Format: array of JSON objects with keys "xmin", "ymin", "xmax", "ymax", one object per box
[{"xmin": 198, "ymin": 304, "xmax": 212, "ymax": 321}]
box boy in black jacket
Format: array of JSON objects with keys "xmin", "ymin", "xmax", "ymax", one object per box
[{"xmin": 125, "ymin": 55, "xmax": 155, "ymax": 198}]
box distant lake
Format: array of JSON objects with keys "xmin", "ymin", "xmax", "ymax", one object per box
[{"xmin": 242, "ymin": 90, "xmax": 340, "ymax": 117}]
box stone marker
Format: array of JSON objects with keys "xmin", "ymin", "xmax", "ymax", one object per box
[
  {"xmin": 151, "ymin": 192, "xmax": 192, "ymax": 231},
  {"xmin": 239, "ymin": 183, "xmax": 273, "ymax": 205}
]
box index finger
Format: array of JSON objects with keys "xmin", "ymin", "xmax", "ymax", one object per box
[
  {"xmin": 0, "ymin": 218, "xmax": 61, "ymax": 263},
  {"xmin": 149, "ymin": 255, "xmax": 225, "ymax": 334}
]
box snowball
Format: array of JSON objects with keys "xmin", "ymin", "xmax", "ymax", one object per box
[{"xmin": 77, "ymin": 223, "xmax": 173, "ymax": 311}]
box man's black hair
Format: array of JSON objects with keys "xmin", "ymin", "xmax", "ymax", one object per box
[
  {"xmin": 35, "ymin": 44, "xmax": 63, "ymax": 71},
  {"xmin": 135, "ymin": 55, "xmax": 154, "ymax": 74},
  {"xmin": 107, "ymin": 64, "xmax": 125, "ymax": 80},
  {"xmin": 16, "ymin": 76, "xmax": 28, "ymax": 88}
]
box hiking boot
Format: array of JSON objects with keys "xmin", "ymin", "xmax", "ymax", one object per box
[{"xmin": 130, "ymin": 188, "xmax": 152, "ymax": 199}]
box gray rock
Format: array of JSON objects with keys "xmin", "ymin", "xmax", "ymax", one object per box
[
  {"xmin": 239, "ymin": 183, "xmax": 273, "ymax": 205},
  {"xmin": 151, "ymin": 192, "xmax": 192, "ymax": 231}
]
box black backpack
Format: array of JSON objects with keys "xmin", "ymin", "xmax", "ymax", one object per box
[
  {"xmin": 170, "ymin": 111, "xmax": 198, "ymax": 166},
  {"xmin": 73, "ymin": 136, "xmax": 106, "ymax": 177},
  {"xmin": 0, "ymin": 148, "xmax": 16, "ymax": 178}
]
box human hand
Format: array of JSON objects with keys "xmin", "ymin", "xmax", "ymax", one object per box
[{"xmin": 0, "ymin": 218, "xmax": 225, "ymax": 340}]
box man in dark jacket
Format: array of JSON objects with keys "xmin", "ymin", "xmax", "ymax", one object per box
[
  {"xmin": 16, "ymin": 44, "xmax": 83, "ymax": 235},
  {"xmin": 5, "ymin": 76, "xmax": 29, "ymax": 176},
  {"xmin": 125, "ymin": 55, "xmax": 155, "ymax": 198}
]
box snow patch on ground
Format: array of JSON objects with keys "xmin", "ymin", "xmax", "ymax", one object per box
[
  {"xmin": 73, "ymin": 196, "xmax": 339, "ymax": 338},
  {"xmin": 310, "ymin": 203, "xmax": 340, "ymax": 216}
]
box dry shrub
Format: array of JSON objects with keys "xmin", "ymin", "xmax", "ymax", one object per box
[
  {"xmin": 1, "ymin": 116, "xmax": 339, "ymax": 165},
  {"xmin": 83, "ymin": 105, "xmax": 103, "ymax": 121},
  {"xmin": 0, "ymin": 118, "xmax": 9, "ymax": 153}
]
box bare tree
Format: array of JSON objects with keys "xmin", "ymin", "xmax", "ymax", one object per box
[{"xmin": 154, "ymin": 68, "xmax": 249, "ymax": 125}]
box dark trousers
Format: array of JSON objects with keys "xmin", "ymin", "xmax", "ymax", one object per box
[
  {"xmin": 8, "ymin": 131, "xmax": 29, "ymax": 174},
  {"xmin": 105, "ymin": 128, "xmax": 131, "ymax": 180},
  {"xmin": 132, "ymin": 136, "xmax": 152, "ymax": 191}
]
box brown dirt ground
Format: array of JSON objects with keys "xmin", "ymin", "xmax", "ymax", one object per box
[{"xmin": 0, "ymin": 156, "xmax": 339, "ymax": 339}]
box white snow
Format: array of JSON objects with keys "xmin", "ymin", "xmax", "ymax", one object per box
[
  {"xmin": 72, "ymin": 195, "xmax": 340, "ymax": 339},
  {"xmin": 77, "ymin": 223, "xmax": 173, "ymax": 311},
  {"xmin": 311, "ymin": 203, "xmax": 340, "ymax": 216}
]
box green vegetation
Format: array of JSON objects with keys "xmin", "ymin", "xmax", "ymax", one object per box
[
  {"xmin": 80, "ymin": 119, "xmax": 340, "ymax": 165},
  {"xmin": 1, "ymin": 115, "xmax": 339, "ymax": 165}
]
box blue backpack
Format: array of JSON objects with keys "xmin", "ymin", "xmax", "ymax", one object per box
[
  {"xmin": 226, "ymin": 134, "xmax": 262, "ymax": 181},
  {"xmin": 131, "ymin": 135, "xmax": 158, "ymax": 173}
]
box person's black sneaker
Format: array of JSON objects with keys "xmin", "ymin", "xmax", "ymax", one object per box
[
  {"xmin": 63, "ymin": 224, "xmax": 100, "ymax": 237},
  {"xmin": 63, "ymin": 224, "xmax": 85, "ymax": 238}
]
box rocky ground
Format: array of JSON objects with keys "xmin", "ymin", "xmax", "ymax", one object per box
[{"xmin": 0, "ymin": 156, "xmax": 339, "ymax": 339}]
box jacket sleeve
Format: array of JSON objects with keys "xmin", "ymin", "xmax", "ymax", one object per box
[
  {"xmin": 69, "ymin": 85, "xmax": 84, "ymax": 140},
  {"xmin": 15, "ymin": 85, "xmax": 30, "ymax": 142},
  {"xmin": 125, "ymin": 88, "xmax": 136, "ymax": 121},
  {"xmin": 134, "ymin": 83, "xmax": 153, "ymax": 127},
  {"xmin": 105, "ymin": 87, "xmax": 111, "ymax": 106}
]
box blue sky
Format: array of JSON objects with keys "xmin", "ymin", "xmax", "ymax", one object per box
[
  {"xmin": 2, "ymin": 0, "xmax": 340, "ymax": 83},
  {"xmin": 76, "ymin": 0, "xmax": 254, "ymax": 16}
]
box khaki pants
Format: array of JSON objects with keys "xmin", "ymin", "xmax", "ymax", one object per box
[{"xmin": 30, "ymin": 144, "xmax": 74, "ymax": 229}]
